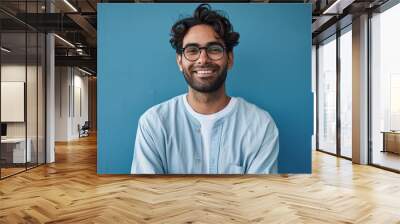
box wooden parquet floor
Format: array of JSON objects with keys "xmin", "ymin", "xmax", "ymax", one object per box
[{"xmin": 1, "ymin": 134, "xmax": 400, "ymax": 224}]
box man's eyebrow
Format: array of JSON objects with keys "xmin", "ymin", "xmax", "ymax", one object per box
[
  {"xmin": 206, "ymin": 41, "xmax": 223, "ymax": 47},
  {"xmin": 183, "ymin": 43, "xmax": 200, "ymax": 48},
  {"xmin": 183, "ymin": 41, "xmax": 224, "ymax": 48}
]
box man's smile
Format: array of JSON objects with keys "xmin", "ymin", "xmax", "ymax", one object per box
[
  {"xmin": 191, "ymin": 66, "xmax": 219, "ymax": 78},
  {"xmin": 193, "ymin": 69, "xmax": 216, "ymax": 78}
]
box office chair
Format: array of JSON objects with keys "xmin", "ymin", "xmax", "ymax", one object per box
[{"xmin": 79, "ymin": 121, "xmax": 90, "ymax": 138}]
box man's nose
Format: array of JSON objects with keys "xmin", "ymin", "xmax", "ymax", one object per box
[{"xmin": 196, "ymin": 49, "xmax": 209, "ymax": 64}]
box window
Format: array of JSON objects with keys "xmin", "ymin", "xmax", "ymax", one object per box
[
  {"xmin": 339, "ymin": 27, "xmax": 352, "ymax": 158},
  {"xmin": 317, "ymin": 35, "xmax": 337, "ymax": 154},
  {"xmin": 371, "ymin": 2, "xmax": 400, "ymax": 171}
]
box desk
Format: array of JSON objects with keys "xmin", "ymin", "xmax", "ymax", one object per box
[
  {"xmin": 1, "ymin": 138, "xmax": 32, "ymax": 163},
  {"xmin": 381, "ymin": 131, "xmax": 400, "ymax": 154}
]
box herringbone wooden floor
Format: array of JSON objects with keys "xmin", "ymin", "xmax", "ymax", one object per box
[{"xmin": 1, "ymin": 134, "xmax": 400, "ymax": 224}]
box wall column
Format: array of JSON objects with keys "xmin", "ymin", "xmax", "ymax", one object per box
[{"xmin": 352, "ymin": 14, "xmax": 369, "ymax": 164}]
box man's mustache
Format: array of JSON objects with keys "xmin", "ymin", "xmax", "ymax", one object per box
[{"xmin": 189, "ymin": 64, "xmax": 220, "ymax": 72}]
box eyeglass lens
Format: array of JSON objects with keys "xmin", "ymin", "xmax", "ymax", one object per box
[{"xmin": 183, "ymin": 44, "xmax": 224, "ymax": 61}]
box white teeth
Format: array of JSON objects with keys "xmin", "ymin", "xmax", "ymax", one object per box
[{"xmin": 197, "ymin": 70, "xmax": 212, "ymax": 74}]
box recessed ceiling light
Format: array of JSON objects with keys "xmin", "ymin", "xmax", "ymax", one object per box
[
  {"xmin": 78, "ymin": 67, "xmax": 93, "ymax": 76},
  {"xmin": 54, "ymin": 34, "xmax": 75, "ymax": 48},
  {"xmin": 63, "ymin": 0, "xmax": 78, "ymax": 12},
  {"xmin": 1, "ymin": 47, "xmax": 11, "ymax": 53}
]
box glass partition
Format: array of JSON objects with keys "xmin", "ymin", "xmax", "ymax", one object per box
[
  {"xmin": 1, "ymin": 31, "xmax": 28, "ymax": 178},
  {"xmin": 0, "ymin": 1, "xmax": 46, "ymax": 179},
  {"xmin": 317, "ymin": 35, "xmax": 337, "ymax": 155}
]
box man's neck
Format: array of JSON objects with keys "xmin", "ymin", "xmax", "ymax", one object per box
[{"xmin": 187, "ymin": 86, "xmax": 231, "ymax": 115}]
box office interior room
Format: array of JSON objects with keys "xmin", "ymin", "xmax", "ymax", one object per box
[
  {"xmin": 0, "ymin": 0, "xmax": 400, "ymax": 223},
  {"xmin": 0, "ymin": 0, "xmax": 97, "ymax": 179}
]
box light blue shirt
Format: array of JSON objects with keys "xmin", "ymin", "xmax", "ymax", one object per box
[{"xmin": 131, "ymin": 95, "xmax": 279, "ymax": 174}]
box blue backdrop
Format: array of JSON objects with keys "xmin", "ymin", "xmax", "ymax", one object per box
[{"xmin": 98, "ymin": 3, "xmax": 312, "ymax": 174}]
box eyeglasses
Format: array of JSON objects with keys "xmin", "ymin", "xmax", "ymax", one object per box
[{"xmin": 180, "ymin": 44, "xmax": 225, "ymax": 61}]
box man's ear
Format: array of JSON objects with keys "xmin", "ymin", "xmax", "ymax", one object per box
[
  {"xmin": 176, "ymin": 54, "xmax": 183, "ymax": 72},
  {"xmin": 227, "ymin": 51, "xmax": 234, "ymax": 70}
]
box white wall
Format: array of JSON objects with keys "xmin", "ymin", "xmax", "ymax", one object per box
[
  {"xmin": 55, "ymin": 66, "xmax": 89, "ymax": 141},
  {"xmin": 1, "ymin": 64, "xmax": 41, "ymax": 138},
  {"xmin": 70, "ymin": 71, "xmax": 89, "ymax": 139},
  {"xmin": 55, "ymin": 66, "xmax": 69, "ymax": 141},
  {"xmin": 1, "ymin": 65, "xmax": 26, "ymax": 132}
]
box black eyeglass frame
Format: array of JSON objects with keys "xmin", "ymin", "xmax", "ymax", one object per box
[{"xmin": 179, "ymin": 44, "xmax": 226, "ymax": 62}]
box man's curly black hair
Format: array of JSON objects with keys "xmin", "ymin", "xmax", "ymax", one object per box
[{"xmin": 170, "ymin": 4, "xmax": 240, "ymax": 54}]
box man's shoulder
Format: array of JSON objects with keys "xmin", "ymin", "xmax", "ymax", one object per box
[
  {"xmin": 139, "ymin": 95, "xmax": 183, "ymax": 123},
  {"xmin": 235, "ymin": 97, "xmax": 275, "ymax": 122}
]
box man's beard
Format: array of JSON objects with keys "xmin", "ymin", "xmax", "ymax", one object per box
[{"xmin": 182, "ymin": 63, "xmax": 228, "ymax": 93}]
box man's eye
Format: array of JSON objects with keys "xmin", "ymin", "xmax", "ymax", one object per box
[
  {"xmin": 208, "ymin": 45, "xmax": 223, "ymax": 54},
  {"xmin": 185, "ymin": 47, "xmax": 199, "ymax": 55}
]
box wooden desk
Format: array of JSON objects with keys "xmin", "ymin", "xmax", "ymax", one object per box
[
  {"xmin": 1, "ymin": 138, "xmax": 32, "ymax": 163},
  {"xmin": 381, "ymin": 131, "xmax": 400, "ymax": 154}
]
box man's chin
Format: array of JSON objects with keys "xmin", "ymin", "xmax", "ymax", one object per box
[
  {"xmin": 183, "ymin": 69, "xmax": 226, "ymax": 93},
  {"xmin": 190, "ymin": 83, "xmax": 222, "ymax": 93}
]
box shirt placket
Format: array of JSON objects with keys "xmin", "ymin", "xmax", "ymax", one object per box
[
  {"xmin": 209, "ymin": 122, "xmax": 222, "ymax": 174},
  {"xmin": 194, "ymin": 124, "xmax": 203, "ymax": 173}
]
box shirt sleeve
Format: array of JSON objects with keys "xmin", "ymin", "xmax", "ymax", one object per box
[
  {"xmin": 131, "ymin": 114, "xmax": 165, "ymax": 174},
  {"xmin": 246, "ymin": 118, "xmax": 279, "ymax": 174}
]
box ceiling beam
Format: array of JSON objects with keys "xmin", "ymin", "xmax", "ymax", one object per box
[
  {"xmin": 67, "ymin": 13, "xmax": 97, "ymax": 46},
  {"xmin": 55, "ymin": 55, "xmax": 96, "ymax": 71}
]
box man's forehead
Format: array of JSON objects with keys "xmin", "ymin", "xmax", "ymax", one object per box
[{"xmin": 182, "ymin": 24, "xmax": 222, "ymax": 46}]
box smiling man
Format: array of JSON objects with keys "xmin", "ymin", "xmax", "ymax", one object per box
[{"xmin": 131, "ymin": 4, "xmax": 279, "ymax": 174}]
